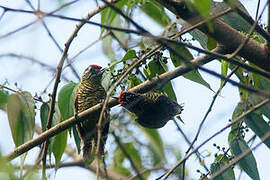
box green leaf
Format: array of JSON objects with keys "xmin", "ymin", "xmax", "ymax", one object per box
[
  {"xmin": 111, "ymin": 142, "xmax": 144, "ymax": 177},
  {"xmin": 51, "ymin": 104, "xmax": 67, "ymax": 167},
  {"xmin": 220, "ymin": 60, "xmax": 229, "ymax": 89},
  {"xmin": 40, "ymin": 102, "xmax": 67, "ymax": 165},
  {"xmin": 188, "ymin": 29, "xmax": 208, "ymax": 49},
  {"xmin": 207, "ymin": 36, "xmax": 217, "ymax": 50},
  {"xmin": 181, "ymin": 1, "xmax": 258, "ymax": 49},
  {"xmin": 231, "ymin": 101, "xmax": 270, "ymax": 149},
  {"xmin": 169, "ymin": 44, "xmax": 213, "ymax": 91},
  {"xmin": 111, "ymin": 146, "xmax": 131, "ymax": 176},
  {"xmin": 140, "ymin": 0, "xmax": 171, "ymax": 27},
  {"xmin": 52, "ymin": 126, "xmax": 67, "ymax": 167},
  {"xmin": 251, "ymin": 76, "xmax": 270, "ymax": 119},
  {"xmin": 109, "ymin": 49, "xmax": 138, "ymax": 69},
  {"xmin": 123, "ymin": 143, "xmax": 142, "ymax": 169},
  {"xmin": 210, "ymin": 154, "xmax": 235, "ymax": 180},
  {"xmin": 229, "ymin": 137, "xmax": 260, "ymax": 180},
  {"xmin": 100, "ymin": 0, "xmax": 127, "ymax": 36},
  {"xmin": 229, "ymin": 101, "xmax": 246, "ymax": 141},
  {"xmin": 70, "ymin": 83, "xmax": 81, "ymax": 152},
  {"xmin": 216, "ymin": 1, "xmax": 252, "ymax": 34},
  {"xmin": 7, "ymin": 91, "xmax": 35, "ymax": 170},
  {"xmin": 122, "ymin": 49, "xmax": 137, "ymax": 61},
  {"xmin": 0, "ymin": 152, "xmax": 18, "ymax": 180},
  {"xmin": 249, "ymin": 92, "xmax": 270, "ymax": 120},
  {"xmin": 72, "ymin": 126, "xmax": 81, "ymax": 154},
  {"xmin": 147, "ymin": 60, "xmax": 177, "ymax": 101},
  {"xmin": 128, "ymin": 74, "xmax": 142, "ymax": 89},
  {"xmin": 139, "ymin": 127, "xmax": 165, "ymax": 165},
  {"xmin": 7, "ymin": 91, "xmax": 35, "ymax": 147},
  {"xmin": 110, "ymin": 14, "xmax": 128, "ymax": 52},
  {"xmin": 192, "ymin": 0, "xmax": 211, "ymax": 18},
  {"xmin": 172, "ymin": 148, "xmax": 185, "ymax": 177},
  {"xmin": 58, "ymin": 82, "xmax": 77, "ymax": 120},
  {"xmin": 245, "ymin": 113, "xmax": 270, "ymax": 149},
  {"xmin": 40, "ymin": 103, "xmax": 50, "ymax": 132},
  {"xmin": 0, "ymin": 89, "xmax": 8, "ymax": 106},
  {"xmin": 102, "ymin": 35, "xmax": 115, "ymax": 60}
]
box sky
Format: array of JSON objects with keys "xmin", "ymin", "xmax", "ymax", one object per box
[{"xmin": 0, "ymin": 0, "xmax": 269, "ymax": 179}]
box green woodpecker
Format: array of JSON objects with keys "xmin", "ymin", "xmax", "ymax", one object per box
[
  {"xmin": 118, "ymin": 91, "xmax": 183, "ymax": 129},
  {"xmin": 74, "ymin": 65, "xmax": 110, "ymax": 160}
]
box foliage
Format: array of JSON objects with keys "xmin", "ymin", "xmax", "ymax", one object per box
[{"xmin": 0, "ymin": 0, "xmax": 270, "ymax": 179}]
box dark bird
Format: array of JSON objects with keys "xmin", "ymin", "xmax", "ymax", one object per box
[
  {"xmin": 118, "ymin": 91, "xmax": 183, "ymax": 129},
  {"xmin": 74, "ymin": 65, "xmax": 110, "ymax": 160}
]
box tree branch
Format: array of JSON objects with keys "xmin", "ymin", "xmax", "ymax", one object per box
[
  {"xmin": 159, "ymin": 99, "xmax": 270, "ymax": 180},
  {"xmin": 156, "ymin": 0, "xmax": 270, "ymax": 71},
  {"xmin": 3, "ymin": 47, "xmax": 223, "ymax": 161},
  {"xmin": 39, "ymin": 0, "xmax": 121, "ymax": 175}
]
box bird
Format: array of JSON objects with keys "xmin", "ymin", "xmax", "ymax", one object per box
[
  {"xmin": 118, "ymin": 91, "xmax": 183, "ymax": 129},
  {"xmin": 74, "ymin": 64, "xmax": 110, "ymax": 161}
]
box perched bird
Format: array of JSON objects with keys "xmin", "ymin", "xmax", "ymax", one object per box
[
  {"xmin": 118, "ymin": 91, "xmax": 183, "ymax": 129},
  {"xmin": 74, "ymin": 65, "xmax": 110, "ymax": 160}
]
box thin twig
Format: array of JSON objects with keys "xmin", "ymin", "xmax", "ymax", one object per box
[
  {"xmin": 210, "ymin": 128, "xmax": 270, "ymax": 180},
  {"xmin": 0, "ymin": 8, "xmax": 6, "ymax": 21},
  {"xmin": 4, "ymin": 48, "xmax": 270, "ymax": 161},
  {"xmin": 3, "ymin": 49, "xmax": 220, "ymax": 161},
  {"xmin": 31, "ymin": 125, "xmax": 126, "ymax": 180},
  {"xmin": 0, "ymin": 0, "xmax": 77, "ymax": 39},
  {"xmin": 159, "ymin": 99, "xmax": 270, "ymax": 180},
  {"xmin": 185, "ymin": 66, "xmax": 239, "ymax": 163},
  {"xmin": 233, "ymin": 5, "xmax": 270, "ymax": 42},
  {"xmin": 39, "ymin": 0, "xmax": 121, "ymax": 177},
  {"xmin": 100, "ymin": 0, "xmax": 270, "ymax": 89},
  {"xmin": 172, "ymin": 120, "xmax": 209, "ymax": 172},
  {"xmin": 0, "ymin": 84, "xmax": 43, "ymax": 102},
  {"xmin": 93, "ymin": 3, "xmax": 234, "ymax": 178},
  {"xmin": 0, "ymin": 19, "xmax": 39, "ymax": 39},
  {"xmin": 227, "ymin": 0, "xmax": 266, "ymax": 59},
  {"xmin": 64, "ymin": 31, "xmax": 111, "ymax": 69},
  {"xmin": 2, "ymin": 4, "xmax": 268, "ymax": 78},
  {"xmin": 0, "ymin": 5, "xmax": 141, "ymax": 35},
  {"xmin": 0, "ymin": 53, "xmax": 71, "ymax": 82},
  {"xmin": 24, "ymin": 0, "xmax": 81, "ymax": 80}
]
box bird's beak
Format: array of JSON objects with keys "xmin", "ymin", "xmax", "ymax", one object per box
[
  {"xmin": 112, "ymin": 96, "xmax": 118, "ymax": 100},
  {"xmin": 175, "ymin": 115, "xmax": 184, "ymax": 124},
  {"xmin": 99, "ymin": 68, "xmax": 107, "ymax": 75}
]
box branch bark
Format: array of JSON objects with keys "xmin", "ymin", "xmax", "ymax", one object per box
[
  {"xmin": 3, "ymin": 47, "xmax": 225, "ymax": 161},
  {"xmin": 156, "ymin": 0, "xmax": 270, "ymax": 71},
  {"xmin": 34, "ymin": 125, "xmax": 126, "ymax": 180}
]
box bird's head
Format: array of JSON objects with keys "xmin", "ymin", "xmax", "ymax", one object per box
[
  {"xmin": 82, "ymin": 65, "xmax": 106, "ymax": 81},
  {"xmin": 118, "ymin": 91, "xmax": 141, "ymax": 107}
]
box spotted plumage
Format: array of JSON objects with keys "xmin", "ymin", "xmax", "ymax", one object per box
[
  {"xmin": 74, "ymin": 65, "xmax": 110, "ymax": 160},
  {"xmin": 119, "ymin": 91, "xmax": 183, "ymax": 129}
]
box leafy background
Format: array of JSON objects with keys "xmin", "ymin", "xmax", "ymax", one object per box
[{"xmin": 0, "ymin": 0, "xmax": 269, "ymax": 179}]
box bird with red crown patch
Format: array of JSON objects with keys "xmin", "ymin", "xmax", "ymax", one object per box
[{"xmin": 74, "ymin": 64, "xmax": 110, "ymax": 161}]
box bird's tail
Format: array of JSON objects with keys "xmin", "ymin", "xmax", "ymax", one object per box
[
  {"xmin": 82, "ymin": 138, "xmax": 106, "ymax": 162},
  {"xmin": 82, "ymin": 140, "xmax": 95, "ymax": 163}
]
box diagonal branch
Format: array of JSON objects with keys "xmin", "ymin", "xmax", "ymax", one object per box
[
  {"xmin": 5, "ymin": 45, "xmax": 270, "ymax": 162},
  {"xmin": 32, "ymin": 125, "xmax": 126, "ymax": 180},
  {"xmin": 24, "ymin": 0, "xmax": 81, "ymax": 80},
  {"xmin": 159, "ymin": 99, "xmax": 270, "ymax": 180},
  {"xmin": 210, "ymin": 126, "xmax": 270, "ymax": 179},
  {"xmin": 156, "ymin": 0, "xmax": 270, "ymax": 71},
  {"xmin": 2, "ymin": 48, "xmax": 223, "ymax": 161},
  {"xmin": 38, "ymin": 0, "xmax": 121, "ymax": 176}
]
